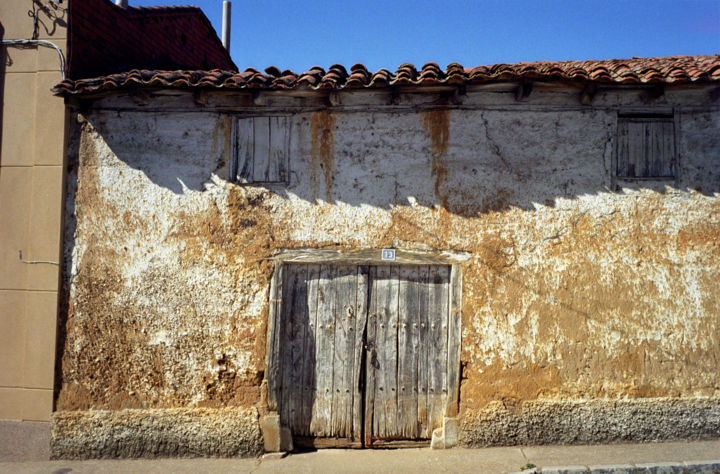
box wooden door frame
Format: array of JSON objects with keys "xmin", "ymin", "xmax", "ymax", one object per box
[{"xmin": 263, "ymin": 248, "xmax": 469, "ymax": 446}]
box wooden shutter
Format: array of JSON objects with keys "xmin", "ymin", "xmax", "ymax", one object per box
[
  {"xmin": 617, "ymin": 115, "xmax": 675, "ymax": 178},
  {"xmin": 234, "ymin": 116, "xmax": 289, "ymax": 183}
]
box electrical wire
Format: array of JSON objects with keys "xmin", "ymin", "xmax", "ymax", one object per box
[
  {"xmin": 1, "ymin": 39, "xmax": 66, "ymax": 80},
  {"xmin": 18, "ymin": 251, "xmax": 59, "ymax": 266}
]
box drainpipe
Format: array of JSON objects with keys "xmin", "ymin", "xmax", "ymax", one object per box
[
  {"xmin": 115, "ymin": 0, "xmax": 128, "ymax": 8},
  {"xmin": 222, "ymin": 1, "xmax": 231, "ymax": 51}
]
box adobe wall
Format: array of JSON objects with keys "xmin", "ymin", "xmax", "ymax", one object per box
[{"xmin": 53, "ymin": 85, "xmax": 720, "ymax": 457}]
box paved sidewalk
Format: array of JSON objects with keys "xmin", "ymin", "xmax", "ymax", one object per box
[{"xmin": 1, "ymin": 440, "xmax": 718, "ymax": 473}]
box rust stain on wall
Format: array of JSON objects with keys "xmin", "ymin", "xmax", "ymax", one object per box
[
  {"xmin": 423, "ymin": 108, "xmax": 450, "ymax": 207},
  {"xmin": 311, "ymin": 110, "xmax": 335, "ymax": 202}
]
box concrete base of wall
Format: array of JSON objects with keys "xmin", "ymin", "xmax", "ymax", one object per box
[
  {"xmin": 0, "ymin": 420, "xmax": 51, "ymax": 461},
  {"xmin": 51, "ymin": 407, "xmax": 262, "ymax": 459},
  {"xmin": 50, "ymin": 398, "xmax": 720, "ymax": 458},
  {"xmin": 460, "ymin": 398, "xmax": 720, "ymax": 447}
]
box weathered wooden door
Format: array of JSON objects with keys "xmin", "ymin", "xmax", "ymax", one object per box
[
  {"xmin": 272, "ymin": 263, "xmax": 453, "ymax": 448},
  {"xmin": 275, "ymin": 264, "xmax": 368, "ymax": 447},
  {"xmin": 363, "ymin": 265, "xmax": 451, "ymax": 447}
]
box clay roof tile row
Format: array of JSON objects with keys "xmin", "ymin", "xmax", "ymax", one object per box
[{"xmin": 53, "ymin": 55, "xmax": 720, "ymax": 95}]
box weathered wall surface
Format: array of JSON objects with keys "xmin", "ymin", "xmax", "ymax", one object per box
[
  {"xmin": 51, "ymin": 407, "xmax": 262, "ymax": 459},
  {"xmin": 55, "ymin": 86, "xmax": 720, "ymax": 454}
]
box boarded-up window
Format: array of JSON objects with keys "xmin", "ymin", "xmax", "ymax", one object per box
[
  {"xmin": 232, "ymin": 116, "xmax": 290, "ymax": 183},
  {"xmin": 616, "ymin": 114, "xmax": 675, "ymax": 179}
]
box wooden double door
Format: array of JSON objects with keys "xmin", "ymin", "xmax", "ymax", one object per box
[{"xmin": 268, "ymin": 263, "xmax": 455, "ymax": 447}]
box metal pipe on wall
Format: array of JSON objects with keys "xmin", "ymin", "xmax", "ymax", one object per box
[{"xmin": 222, "ymin": 1, "xmax": 231, "ymax": 51}]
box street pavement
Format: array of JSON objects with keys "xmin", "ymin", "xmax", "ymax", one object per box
[{"xmin": 1, "ymin": 440, "xmax": 719, "ymax": 473}]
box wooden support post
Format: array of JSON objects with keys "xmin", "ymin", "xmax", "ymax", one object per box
[
  {"xmin": 452, "ymin": 85, "xmax": 466, "ymax": 105},
  {"xmin": 640, "ymin": 84, "xmax": 665, "ymax": 103},
  {"xmin": 515, "ymin": 81, "xmax": 533, "ymax": 101},
  {"xmin": 389, "ymin": 91, "xmax": 400, "ymax": 105},
  {"xmin": 710, "ymin": 86, "xmax": 720, "ymax": 103},
  {"xmin": 329, "ymin": 92, "xmax": 341, "ymax": 106},
  {"xmin": 580, "ymin": 82, "xmax": 598, "ymax": 105}
]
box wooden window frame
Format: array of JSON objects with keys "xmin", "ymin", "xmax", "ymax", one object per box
[
  {"xmin": 230, "ymin": 115, "xmax": 291, "ymax": 185},
  {"xmin": 264, "ymin": 248, "xmax": 469, "ymax": 425},
  {"xmin": 614, "ymin": 110, "xmax": 678, "ymax": 182}
]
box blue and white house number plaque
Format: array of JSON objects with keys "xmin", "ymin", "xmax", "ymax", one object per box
[{"xmin": 381, "ymin": 249, "xmax": 396, "ymax": 261}]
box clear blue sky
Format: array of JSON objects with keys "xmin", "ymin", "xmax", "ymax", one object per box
[{"xmin": 133, "ymin": 0, "xmax": 720, "ymax": 72}]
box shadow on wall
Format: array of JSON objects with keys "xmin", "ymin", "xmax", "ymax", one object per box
[
  {"xmin": 82, "ymin": 105, "xmax": 720, "ymax": 217},
  {"xmin": 28, "ymin": 1, "xmax": 68, "ymax": 38}
]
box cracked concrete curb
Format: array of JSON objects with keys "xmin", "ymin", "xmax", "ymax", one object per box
[{"xmin": 510, "ymin": 460, "xmax": 720, "ymax": 474}]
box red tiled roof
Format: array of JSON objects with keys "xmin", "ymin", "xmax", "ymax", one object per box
[
  {"xmin": 54, "ymin": 55, "xmax": 720, "ymax": 95},
  {"xmin": 68, "ymin": 0, "xmax": 235, "ymax": 80}
]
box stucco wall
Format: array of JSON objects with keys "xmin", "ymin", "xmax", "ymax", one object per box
[{"xmin": 54, "ymin": 86, "xmax": 720, "ymax": 455}]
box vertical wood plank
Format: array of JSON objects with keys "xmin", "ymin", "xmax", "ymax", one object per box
[
  {"xmin": 397, "ymin": 265, "xmax": 419, "ymax": 439},
  {"xmin": 265, "ymin": 263, "xmax": 283, "ymax": 412},
  {"xmin": 352, "ymin": 266, "xmax": 369, "ymax": 443},
  {"xmin": 235, "ymin": 118, "xmax": 254, "ymax": 182},
  {"xmin": 331, "ymin": 265, "xmax": 357, "ymax": 438},
  {"xmin": 288, "ymin": 265, "xmax": 310, "ymax": 434},
  {"xmin": 428, "ymin": 265, "xmax": 450, "ymax": 430},
  {"xmin": 616, "ymin": 119, "xmax": 629, "ymax": 177},
  {"xmin": 371, "ymin": 266, "xmax": 386, "ymax": 438},
  {"xmin": 253, "ymin": 116, "xmax": 271, "ymax": 181},
  {"xmin": 283, "ymin": 116, "xmax": 291, "ymax": 182},
  {"xmin": 643, "ymin": 121, "xmax": 653, "ymax": 176},
  {"xmin": 415, "ymin": 265, "xmax": 430, "ymax": 438},
  {"xmin": 627, "ymin": 121, "xmax": 643, "ymax": 177},
  {"xmin": 311, "ymin": 265, "xmax": 337, "ymax": 437},
  {"xmin": 229, "ymin": 115, "xmax": 238, "ymax": 180},
  {"xmin": 298, "ymin": 264, "xmax": 320, "ymax": 436},
  {"xmin": 364, "ymin": 266, "xmax": 378, "ymax": 447},
  {"xmin": 269, "ymin": 116, "xmax": 288, "ymax": 182},
  {"xmin": 446, "ymin": 265, "xmax": 462, "ymax": 417},
  {"xmin": 662, "ymin": 120, "xmax": 675, "ymax": 177},
  {"xmin": 278, "ymin": 265, "xmax": 296, "ymax": 427},
  {"xmin": 648, "ymin": 121, "xmax": 661, "ymax": 177},
  {"xmin": 376, "ymin": 265, "xmax": 400, "ymax": 439}
]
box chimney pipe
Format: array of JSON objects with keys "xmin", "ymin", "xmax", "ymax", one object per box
[
  {"xmin": 115, "ymin": 0, "xmax": 128, "ymax": 7},
  {"xmin": 222, "ymin": 1, "xmax": 231, "ymax": 51}
]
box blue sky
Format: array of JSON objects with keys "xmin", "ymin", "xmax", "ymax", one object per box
[{"xmin": 133, "ymin": 0, "xmax": 720, "ymax": 72}]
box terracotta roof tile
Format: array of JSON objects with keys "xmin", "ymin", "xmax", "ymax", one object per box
[{"xmin": 53, "ymin": 55, "xmax": 720, "ymax": 96}]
